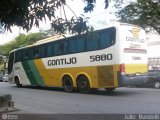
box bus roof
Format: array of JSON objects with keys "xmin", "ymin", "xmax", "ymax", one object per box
[
  {"xmin": 96, "ymin": 22, "xmax": 144, "ymax": 30},
  {"xmin": 34, "ymin": 34, "xmax": 74, "ymax": 45},
  {"xmin": 9, "ymin": 22, "xmax": 143, "ymax": 53}
]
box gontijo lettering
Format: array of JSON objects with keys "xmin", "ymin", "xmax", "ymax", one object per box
[
  {"xmin": 126, "ymin": 37, "xmax": 145, "ymax": 43},
  {"xmin": 126, "ymin": 28, "xmax": 145, "ymax": 43},
  {"xmin": 48, "ymin": 57, "xmax": 77, "ymax": 66}
]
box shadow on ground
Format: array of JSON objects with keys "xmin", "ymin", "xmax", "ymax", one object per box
[{"xmin": 11, "ymin": 85, "xmax": 142, "ymax": 97}]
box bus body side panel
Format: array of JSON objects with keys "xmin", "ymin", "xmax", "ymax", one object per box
[
  {"xmin": 11, "ymin": 54, "xmax": 117, "ymax": 89},
  {"xmin": 34, "ymin": 58, "xmax": 98, "ymax": 88},
  {"xmin": 96, "ymin": 65, "xmax": 116, "ymax": 88},
  {"xmin": 34, "ymin": 59, "xmax": 116, "ymax": 88},
  {"xmin": 21, "ymin": 60, "xmax": 45, "ymax": 86},
  {"xmin": 32, "ymin": 46, "xmax": 117, "ymax": 88}
]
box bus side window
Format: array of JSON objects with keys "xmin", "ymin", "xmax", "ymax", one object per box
[
  {"xmin": 55, "ymin": 41, "xmax": 67, "ymax": 56},
  {"xmin": 76, "ymin": 36, "xmax": 85, "ymax": 52},
  {"xmin": 99, "ymin": 30, "xmax": 109, "ymax": 49},
  {"xmin": 99, "ymin": 28, "xmax": 115, "ymax": 49},
  {"xmin": 47, "ymin": 44, "xmax": 53, "ymax": 57},
  {"xmin": 32, "ymin": 47, "xmax": 40, "ymax": 59},
  {"xmin": 86, "ymin": 32, "xmax": 98, "ymax": 51},
  {"xmin": 110, "ymin": 28, "xmax": 116, "ymax": 45},
  {"xmin": 24, "ymin": 49, "xmax": 30, "ymax": 60},
  {"xmin": 54, "ymin": 43, "xmax": 59, "ymax": 56},
  {"xmin": 8, "ymin": 52, "xmax": 14, "ymax": 74},
  {"xmin": 41, "ymin": 45, "xmax": 48, "ymax": 58},
  {"xmin": 15, "ymin": 51, "xmax": 21, "ymax": 62},
  {"xmin": 67, "ymin": 38, "xmax": 76, "ymax": 54}
]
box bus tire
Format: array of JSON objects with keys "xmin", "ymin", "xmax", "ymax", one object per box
[
  {"xmin": 63, "ymin": 76, "xmax": 74, "ymax": 93},
  {"xmin": 15, "ymin": 76, "xmax": 22, "ymax": 87},
  {"xmin": 77, "ymin": 75, "xmax": 91, "ymax": 94}
]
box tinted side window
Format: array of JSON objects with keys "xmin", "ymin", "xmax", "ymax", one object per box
[
  {"xmin": 86, "ymin": 33, "xmax": 98, "ymax": 51},
  {"xmin": 8, "ymin": 52, "xmax": 14, "ymax": 74},
  {"xmin": 47, "ymin": 44, "xmax": 53, "ymax": 57},
  {"xmin": 67, "ymin": 38, "xmax": 77, "ymax": 54},
  {"xmin": 54, "ymin": 41, "xmax": 67, "ymax": 56},
  {"xmin": 99, "ymin": 28, "xmax": 116, "ymax": 49},
  {"xmin": 15, "ymin": 51, "xmax": 22, "ymax": 62},
  {"xmin": 40, "ymin": 45, "xmax": 47, "ymax": 58},
  {"xmin": 20, "ymin": 50, "xmax": 24, "ymax": 61},
  {"xmin": 24, "ymin": 50, "xmax": 30, "ymax": 60},
  {"xmin": 40, "ymin": 43, "xmax": 55, "ymax": 58},
  {"xmin": 32, "ymin": 47, "xmax": 40, "ymax": 59},
  {"xmin": 76, "ymin": 37, "xmax": 85, "ymax": 52}
]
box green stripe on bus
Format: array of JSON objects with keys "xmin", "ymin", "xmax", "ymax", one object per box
[
  {"xmin": 28, "ymin": 60, "xmax": 45, "ymax": 86},
  {"xmin": 22, "ymin": 60, "xmax": 45, "ymax": 86},
  {"xmin": 22, "ymin": 61, "xmax": 37, "ymax": 85}
]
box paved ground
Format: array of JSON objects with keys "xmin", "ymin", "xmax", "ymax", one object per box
[{"xmin": 0, "ymin": 82, "xmax": 160, "ymax": 114}]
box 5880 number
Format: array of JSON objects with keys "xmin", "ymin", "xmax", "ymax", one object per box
[{"xmin": 90, "ymin": 54, "xmax": 113, "ymax": 62}]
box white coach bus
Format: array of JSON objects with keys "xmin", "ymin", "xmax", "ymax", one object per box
[{"xmin": 8, "ymin": 23, "xmax": 148, "ymax": 93}]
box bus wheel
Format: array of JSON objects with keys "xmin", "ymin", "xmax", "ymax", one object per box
[
  {"xmin": 15, "ymin": 77, "xmax": 22, "ymax": 87},
  {"xmin": 105, "ymin": 88, "xmax": 116, "ymax": 92},
  {"xmin": 63, "ymin": 76, "xmax": 74, "ymax": 93},
  {"xmin": 77, "ymin": 75, "xmax": 91, "ymax": 94}
]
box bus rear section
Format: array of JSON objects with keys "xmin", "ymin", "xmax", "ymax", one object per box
[{"xmin": 117, "ymin": 24, "xmax": 148, "ymax": 86}]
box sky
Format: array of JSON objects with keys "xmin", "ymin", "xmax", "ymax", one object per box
[{"xmin": 0, "ymin": 0, "xmax": 117, "ymax": 45}]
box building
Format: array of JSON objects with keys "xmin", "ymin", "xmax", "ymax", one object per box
[{"xmin": 147, "ymin": 31, "xmax": 160, "ymax": 70}]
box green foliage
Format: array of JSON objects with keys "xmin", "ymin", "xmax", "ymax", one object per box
[
  {"xmin": 116, "ymin": 0, "xmax": 160, "ymax": 34},
  {"xmin": 0, "ymin": 0, "xmax": 56, "ymax": 32},
  {"xmin": 2, "ymin": 0, "xmax": 159, "ymax": 36},
  {"xmin": 51, "ymin": 16, "xmax": 90, "ymax": 35},
  {"xmin": 83, "ymin": 0, "xmax": 109, "ymax": 13},
  {"xmin": 1, "ymin": 32, "xmax": 45, "ymax": 56},
  {"xmin": 0, "ymin": 0, "xmax": 110, "ymax": 35},
  {"xmin": 1, "ymin": 41, "xmax": 17, "ymax": 56},
  {"xmin": 14, "ymin": 33, "xmax": 45, "ymax": 47}
]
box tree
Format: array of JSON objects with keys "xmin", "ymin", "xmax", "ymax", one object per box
[
  {"xmin": 0, "ymin": 0, "xmax": 111, "ymax": 35},
  {"xmin": 116, "ymin": 0, "xmax": 160, "ymax": 34},
  {"xmin": 2, "ymin": 0, "xmax": 159, "ymax": 35},
  {"xmin": 0, "ymin": 32, "xmax": 45, "ymax": 56}
]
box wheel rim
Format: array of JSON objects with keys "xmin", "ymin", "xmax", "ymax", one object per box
[
  {"xmin": 78, "ymin": 76, "xmax": 90, "ymax": 93},
  {"xmin": 155, "ymin": 82, "xmax": 160, "ymax": 88},
  {"xmin": 63, "ymin": 76, "xmax": 73, "ymax": 92},
  {"xmin": 80, "ymin": 80, "xmax": 88, "ymax": 90}
]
